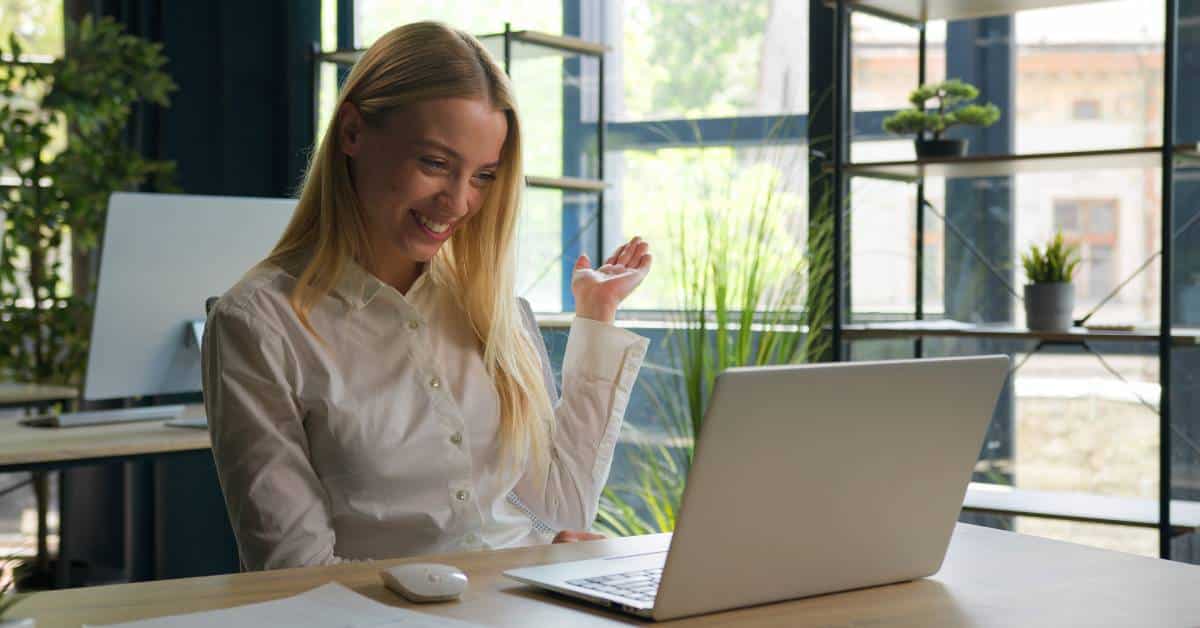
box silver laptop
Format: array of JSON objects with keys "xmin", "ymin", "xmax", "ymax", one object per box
[{"xmin": 505, "ymin": 355, "xmax": 1009, "ymax": 621}]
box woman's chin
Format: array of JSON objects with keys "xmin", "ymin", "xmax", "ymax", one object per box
[{"xmin": 406, "ymin": 239, "xmax": 447, "ymax": 262}]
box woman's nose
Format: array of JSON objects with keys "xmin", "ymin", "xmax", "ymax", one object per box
[{"xmin": 437, "ymin": 176, "xmax": 472, "ymax": 217}]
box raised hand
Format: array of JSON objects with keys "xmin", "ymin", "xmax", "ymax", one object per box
[{"xmin": 571, "ymin": 236, "xmax": 653, "ymax": 324}]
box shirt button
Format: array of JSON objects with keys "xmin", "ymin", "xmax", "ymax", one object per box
[
  {"xmin": 455, "ymin": 489, "xmax": 470, "ymax": 502},
  {"xmin": 450, "ymin": 432, "xmax": 463, "ymax": 446},
  {"xmin": 430, "ymin": 377, "xmax": 441, "ymax": 389},
  {"xmin": 408, "ymin": 320, "xmax": 420, "ymax": 330}
]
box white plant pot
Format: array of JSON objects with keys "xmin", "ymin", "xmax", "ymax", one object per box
[{"xmin": 1024, "ymin": 282, "xmax": 1075, "ymax": 331}]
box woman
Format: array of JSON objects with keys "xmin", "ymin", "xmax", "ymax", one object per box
[{"xmin": 201, "ymin": 21, "xmax": 652, "ymax": 570}]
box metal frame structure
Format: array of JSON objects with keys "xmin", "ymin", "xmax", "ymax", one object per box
[{"xmin": 824, "ymin": 0, "xmax": 1186, "ymax": 559}]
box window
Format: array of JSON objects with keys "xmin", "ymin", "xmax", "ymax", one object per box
[
  {"xmin": 0, "ymin": 0, "xmax": 64, "ymax": 57},
  {"xmin": 616, "ymin": 0, "xmax": 800, "ymax": 122},
  {"xmin": 607, "ymin": 1, "xmax": 811, "ymax": 311},
  {"xmin": 1009, "ymin": 7, "xmax": 1163, "ymax": 557},
  {"xmin": 1052, "ymin": 198, "xmax": 1120, "ymax": 301},
  {"xmin": 353, "ymin": 1, "xmax": 561, "ymax": 47},
  {"xmin": 1071, "ymin": 98, "xmax": 1101, "ymax": 120}
]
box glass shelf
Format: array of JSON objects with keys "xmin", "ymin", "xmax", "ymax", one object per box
[
  {"xmin": 476, "ymin": 30, "xmax": 606, "ymax": 60},
  {"xmin": 842, "ymin": 320, "xmax": 1200, "ymax": 346},
  {"xmin": 317, "ymin": 49, "xmax": 361, "ymax": 66},
  {"xmin": 835, "ymin": 145, "xmax": 1200, "ymax": 183},
  {"xmin": 526, "ymin": 175, "xmax": 604, "ymax": 193},
  {"xmin": 318, "ymin": 31, "xmax": 605, "ymax": 68},
  {"xmin": 964, "ymin": 483, "xmax": 1200, "ymax": 533},
  {"xmin": 828, "ymin": 0, "xmax": 1121, "ymax": 25}
]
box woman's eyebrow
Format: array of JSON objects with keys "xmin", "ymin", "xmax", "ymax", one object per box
[{"xmin": 415, "ymin": 139, "xmax": 500, "ymax": 169}]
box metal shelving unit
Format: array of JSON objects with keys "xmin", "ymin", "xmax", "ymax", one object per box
[
  {"xmin": 835, "ymin": 144, "xmax": 1200, "ymax": 182},
  {"xmin": 826, "ymin": 0, "xmax": 1187, "ymax": 558},
  {"xmin": 314, "ymin": 25, "xmax": 609, "ymax": 263},
  {"xmin": 825, "ymin": 0, "xmax": 1122, "ymax": 24},
  {"xmin": 841, "ymin": 321, "xmax": 1200, "ymax": 346}
]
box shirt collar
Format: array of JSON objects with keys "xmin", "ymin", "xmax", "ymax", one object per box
[
  {"xmin": 332, "ymin": 258, "xmax": 386, "ymax": 309},
  {"xmin": 333, "ymin": 258, "xmax": 431, "ymax": 309}
]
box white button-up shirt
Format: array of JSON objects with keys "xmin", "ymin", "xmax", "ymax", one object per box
[{"xmin": 201, "ymin": 259, "xmax": 649, "ymax": 570}]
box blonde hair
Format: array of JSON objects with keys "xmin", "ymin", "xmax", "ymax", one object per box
[{"xmin": 267, "ymin": 21, "xmax": 552, "ymax": 469}]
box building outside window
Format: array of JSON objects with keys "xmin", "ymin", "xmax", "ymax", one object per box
[{"xmin": 1071, "ymin": 98, "xmax": 1102, "ymax": 120}]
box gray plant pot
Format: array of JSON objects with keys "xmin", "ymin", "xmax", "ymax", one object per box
[{"xmin": 1024, "ymin": 282, "xmax": 1075, "ymax": 331}]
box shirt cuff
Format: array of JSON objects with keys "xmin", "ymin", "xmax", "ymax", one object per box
[{"xmin": 562, "ymin": 317, "xmax": 650, "ymax": 383}]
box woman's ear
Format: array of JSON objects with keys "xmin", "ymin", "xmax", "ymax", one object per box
[{"xmin": 338, "ymin": 102, "xmax": 365, "ymax": 158}]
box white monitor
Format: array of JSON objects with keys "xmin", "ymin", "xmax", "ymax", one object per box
[{"xmin": 83, "ymin": 192, "xmax": 296, "ymax": 401}]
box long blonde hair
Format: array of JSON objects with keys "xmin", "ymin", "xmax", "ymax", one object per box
[{"xmin": 268, "ymin": 21, "xmax": 552, "ymax": 469}]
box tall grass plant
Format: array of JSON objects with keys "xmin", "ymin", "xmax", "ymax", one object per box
[{"xmin": 595, "ymin": 126, "xmax": 834, "ymax": 536}]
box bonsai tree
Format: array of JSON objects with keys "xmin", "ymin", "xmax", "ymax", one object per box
[
  {"xmin": 1021, "ymin": 233, "xmax": 1081, "ymax": 284},
  {"xmin": 0, "ymin": 16, "xmax": 176, "ymax": 386},
  {"xmin": 883, "ymin": 79, "xmax": 1001, "ymax": 140}
]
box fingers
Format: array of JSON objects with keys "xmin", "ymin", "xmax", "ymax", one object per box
[
  {"xmin": 629, "ymin": 241, "xmax": 650, "ymax": 268},
  {"xmin": 609, "ymin": 236, "xmax": 649, "ymax": 268},
  {"xmin": 605, "ymin": 244, "xmax": 623, "ymax": 266},
  {"xmin": 616, "ymin": 237, "xmax": 640, "ymax": 267},
  {"xmin": 574, "ymin": 254, "xmax": 591, "ymax": 270}
]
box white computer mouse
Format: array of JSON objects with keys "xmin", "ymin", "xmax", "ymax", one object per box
[{"xmin": 380, "ymin": 562, "xmax": 469, "ymax": 603}]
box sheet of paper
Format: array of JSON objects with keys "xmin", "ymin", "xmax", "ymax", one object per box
[{"xmin": 86, "ymin": 582, "xmax": 484, "ymax": 628}]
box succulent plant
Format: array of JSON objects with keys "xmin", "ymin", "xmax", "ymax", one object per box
[{"xmin": 1021, "ymin": 232, "xmax": 1082, "ymax": 284}]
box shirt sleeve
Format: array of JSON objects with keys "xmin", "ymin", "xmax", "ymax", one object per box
[
  {"xmin": 202, "ymin": 302, "xmax": 347, "ymax": 570},
  {"xmin": 512, "ymin": 299, "xmax": 650, "ymax": 532}
]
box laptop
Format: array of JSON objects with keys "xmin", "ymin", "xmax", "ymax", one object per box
[{"xmin": 505, "ymin": 355, "xmax": 1010, "ymax": 621}]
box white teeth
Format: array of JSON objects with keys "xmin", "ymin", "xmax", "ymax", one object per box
[{"xmin": 414, "ymin": 212, "xmax": 450, "ymax": 234}]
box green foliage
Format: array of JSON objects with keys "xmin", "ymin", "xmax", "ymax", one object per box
[
  {"xmin": 952, "ymin": 103, "xmax": 1002, "ymax": 128},
  {"xmin": 883, "ymin": 78, "xmax": 1001, "ymax": 140},
  {"xmin": 882, "ymin": 109, "xmax": 944, "ymax": 136},
  {"xmin": 1021, "ymin": 233, "xmax": 1081, "ymax": 284},
  {"xmin": 627, "ymin": 0, "xmax": 768, "ymax": 117},
  {"xmin": 0, "ymin": 15, "xmax": 177, "ymax": 385},
  {"xmin": 0, "ymin": 551, "xmax": 26, "ymax": 617},
  {"xmin": 595, "ymin": 129, "xmax": 832, "ymax": 536}
]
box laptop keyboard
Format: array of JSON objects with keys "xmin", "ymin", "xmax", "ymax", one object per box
[{"xmin": 567, "ymin": 567, "xmax": 663, "ymax": 602}]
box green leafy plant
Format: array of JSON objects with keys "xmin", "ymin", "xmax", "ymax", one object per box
[
  {"xmin": 0, "ymin": 552, "xmax": 27, "ymax": 618},
  {"xmin": 1021, "ymin": 232, "xmax": 1081, "ymax": 284},
  {"xmin": 594, "ymin": 129, "xmax": 831, "ymax": 536},
  {"xmin": 882, "ymin": 79, "xmax": 1001, "ymax": 140},
  {"xmin": 0, "ymin": 15, "xmax": 177, "ymax": 385}
]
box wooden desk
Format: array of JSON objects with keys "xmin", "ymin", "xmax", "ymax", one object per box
[
  {"xmin": 12, "ymin": 523, "xmax": 1200, "ymax": 627},
  {"xmin": 0, "ymin": 407, "xmax": 217, "ymax": 587},
  {"xmin": 0, "ymin": 383, "xmax": 77, "ymax": 410},
  {"xmin": 0, "ymin": 407, "xmax": 210, "ymax": 472}
]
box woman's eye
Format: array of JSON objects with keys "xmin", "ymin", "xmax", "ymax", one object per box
[
  {"xmin": 420, "ymin": 157, "xmax": 448, "ymax": 170},
  {"xmin": 474, "ymin": 171, "xmax": 497, "ymax": 184}
]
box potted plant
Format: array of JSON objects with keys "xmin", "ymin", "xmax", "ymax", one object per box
[
  {"xmin": 0, "ymin": 15, "xmax": 175, "ymax": 592},
  {"xmin": 882, "ymin": 79, "xmax": 1001, "ymax": 158},
  {"xmin": 0, "ymin": 16, "xmax": 176, "ymax": 387},
  {"xmin": 1020, "ymin": 233, "xmax": 1081, "ymax": 331}
]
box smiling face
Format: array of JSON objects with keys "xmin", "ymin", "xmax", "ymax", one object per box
[{"xmin": 339, "ymin": 96, "xmax": 508, "ymax": 284}]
